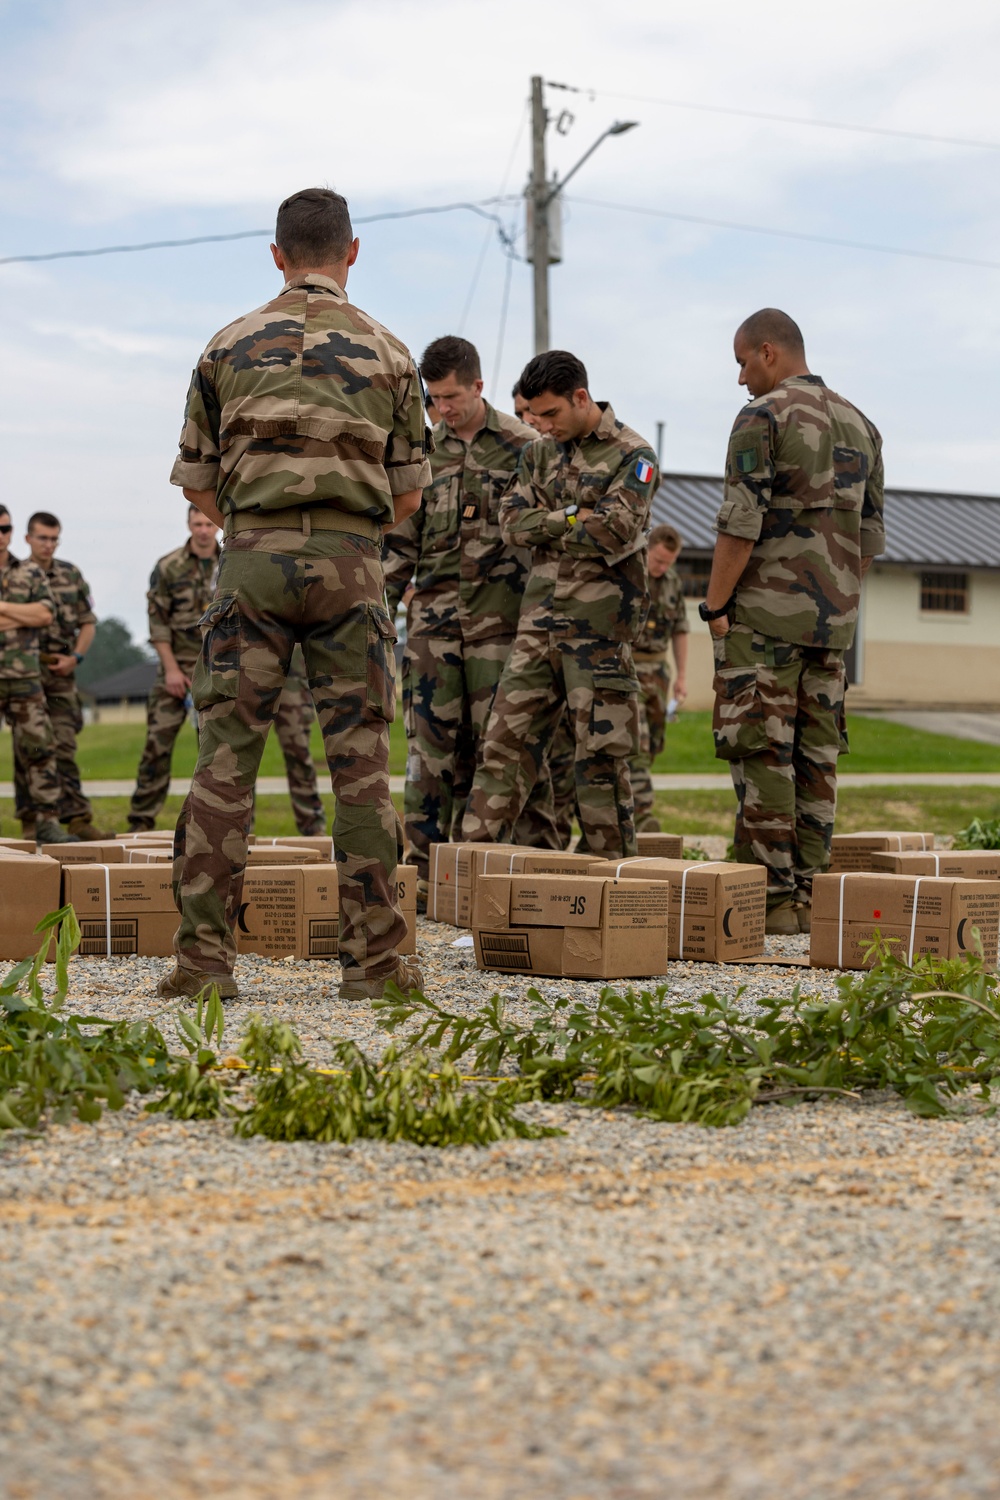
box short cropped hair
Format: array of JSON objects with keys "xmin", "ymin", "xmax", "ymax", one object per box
[
  {"xmin": 511, "ymin": 379, "xmax": 522, "ymax": 399},
  {"xmin": 275, "ymin": 188, "xmax": 354, "ymax": 267},
  {"xmin": 737, "ymin": 308, "xmax": 805, "ymax": 356},
  {"xmin": 420, "ymin": 336, "xmax": 481, "ymax": 385},
  {"xmin": 27, "ymin": 511, "xmax": 60, "ymax": 532},
  {"xmin": 649, "ymin": 524, "xmax": 681, "ymax": 551},
  {"xmin": 519, "ymin": 350, "xmax": 589, "ymax": 402}
]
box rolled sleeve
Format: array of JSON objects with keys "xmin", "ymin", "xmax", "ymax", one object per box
[
  {"xmin": 385, "ymin": 368, "xmax": 431, "ymax": 496},
  {"xmin": 716, "ymin": 409, "xmax": 774, "ymax": 541},
  {"xmin": 564, "ymin": 449, "xmax": 657, "ymax": 559},
  {"xmin": 387, "ymin": 457, "xmax": 432, "ymax": 496},
  {"xmin": 146, "ymin": 566, "xmax": 172, "ymax": 644},
  {"xmin": 860, "ymin": 441, "xmax": 886, "ymax": 558},
  {"xmin": 170, "ymin": 363, "xmax": 222, "ymax": 492}
]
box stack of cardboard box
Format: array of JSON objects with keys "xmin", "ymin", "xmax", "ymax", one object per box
[
  {"xmin": 810, "ymin": 872, "xmax": 1000, "ymax": 969},
  {"xmin": 829, "ymin": 832, "xmax": 936, "ymax": 873},
  {"xmin": 585, "ymin": 858, "xmax": 766, "ymax": 962},
  {"xmin": 428, "ymin": 843, "xmax": 598, "ymax": 928},
  {"xmin": 472, "ymin": 872, "xmax": 669, "ymax": 979}
]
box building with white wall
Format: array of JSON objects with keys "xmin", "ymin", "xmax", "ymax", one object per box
[{"xmin": 651, "ymin": 476, "xmax": 1000, "ymax": 711}]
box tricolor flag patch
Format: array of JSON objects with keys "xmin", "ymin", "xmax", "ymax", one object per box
[{"xmin": 635, "ymin": 458, "xmax": 654, "ymax": 484}]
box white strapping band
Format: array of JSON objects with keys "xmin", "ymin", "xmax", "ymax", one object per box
[
  {"xmin": 430, "ymin": 844, "xmax": 439, "ymax": 921},
  {"xmin": 99, "ymin": 864, "xmax": 112, "ymax": 958},
  {"xmin": 838, "ymin": 872, "xmax": 848, "ymax": 969},
  {"xmin": 908, "ymin": 876, "xmax": 923, "ymax": 964},
  {"xmin": 678, "ymin": 864, "xmax": 694, "ymax": 958}
]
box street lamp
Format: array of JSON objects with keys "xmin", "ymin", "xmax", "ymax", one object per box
[{"xmin": 529, "ymin": 74, "xmax": 639, "ymax": 352}]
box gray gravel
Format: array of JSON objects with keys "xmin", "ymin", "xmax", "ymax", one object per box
[{"xmin": 1, "ymin": 919, "xmax": 998, "ymax": 1498}]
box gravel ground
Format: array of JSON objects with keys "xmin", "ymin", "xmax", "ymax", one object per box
[{"xmin": 1, "ymin": 918, "xmax": 998, "ymax": 1498}]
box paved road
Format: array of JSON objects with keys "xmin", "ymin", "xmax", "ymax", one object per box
[
  {"xmin": 855, "ymin": 710, "xmax": 1000, "ymax": 747},
  {"xmin": 2, "ymin": 770, "xmax": 998, "ymax": 799}
]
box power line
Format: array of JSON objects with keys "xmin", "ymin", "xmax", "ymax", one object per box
[
  {"xmin": 0, "ymin": 199, "xmax": 512, "ymax": 267},
  {"xmin": 459, "ymin": 103, "xmax": 529, "ymax": 333},
  {"xmin": 546, "ymin": 80, "xmax": 1000, "ymax": 152},
  {"xmin": 567, "ymin": 194, "xmax": 1000, "ymax": 270}
]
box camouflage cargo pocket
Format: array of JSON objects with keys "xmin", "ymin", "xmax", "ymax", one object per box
[
  {"xmin": 192, "ymin": 593, "xmax": 241, "ymax": 708},
  {"xmin": 587, "ymin": 672, "xmax": 640, "ymax": 758},
  {"xmin": 711, "ymin": 658, "xmax": 767, "ymax": 761},
  {"xmin": 366, "ymin": 604, "xmax": 397, "ymax": 723}
]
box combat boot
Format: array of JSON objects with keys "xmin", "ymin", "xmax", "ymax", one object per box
[
  {"xmin": 66, "ymin": 816, "xmax": 116, "ymax": 841},
  {"xmin": 157, "ymin": 965, "xmax": 239, "ymax": 1001},
  {"xmin": 415, "ymin": 877, "xmax": 429, "ymax": 915},
  {"xmin": 796, "ymin": 903, "xmax": 812, "ymax": 934},
  {"xmin": 35, "ymin": 818, "xmax": 80, "ymax": 845},
  {"xmin": 636, "ymin": 814, "xmax": 662, "ymax": 833},
  {"xmin": 765, "ymin": 900, "xmax": 800, "ymax": 936},
  {"xmin": 339, "ymin": 956, "xmax": 424, "ymax": 1002},
  {"xmin": 19, "ymin": 817, "xmax": 36, "ymax": 842}
]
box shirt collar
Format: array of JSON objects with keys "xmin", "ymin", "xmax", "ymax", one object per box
[
  {"xmin": 593, "ymin": 401, "xmax": 618, "ymax": 440},
  {"xmin": 440, "ymin": 399, "xmax": 499, "ymax": 445},
  {"xmin": 184, "ymin": 539, "xmax": 221, "ymax": 561},
  {"xmin": 281, "ymin": 272, "xmax": 347, "ymax": 298}
]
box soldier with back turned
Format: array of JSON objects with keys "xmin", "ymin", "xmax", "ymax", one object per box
[{"xmin": 161, "ymin": 187, "xmax": 429, "ymax": 1002}]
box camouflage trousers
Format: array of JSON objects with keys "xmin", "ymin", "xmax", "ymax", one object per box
[
  {"xmin": 712, "ymin": 624, "xmax": 847, "ymax": 907},
  {"xmin": 629, "ymin": 657, "xmax": 670, "ymax": 825},
  {"xmin": 129, "ymin": 675, "xmax": 197, "ymax": 830},
  {"xmin": 462, "ymin": 630, "xmax": 640, "ymax": 859},
  {"xmin": 272, "ymin": 676, "xmax": 324, "ymax": 836},
  {"xmin": 403, "ymin": 632, "xmax": 562, "ymax": 880},
  {"xmin": 13, "ymin": 678, "xmax": 91, "ymax": 823},
  {"xmin": 0, "ymin": 679, "xmax": 62, "ymax": 815},
  {"xmin": 173, "ymin": 528, "xmax": 404, "ymax": 982}
]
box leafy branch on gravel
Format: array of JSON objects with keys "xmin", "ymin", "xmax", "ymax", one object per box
[
  {"xmin": 375, "ymin": 940, "xmax": 1000, "ymax": 1127},
  {"xmin": 954, "ymin": 817, "xmax": 1000, "ymax": 850},
  {"xmin": 232, "ymin": 1016, "xmax": 557, "ymax": 1146}
]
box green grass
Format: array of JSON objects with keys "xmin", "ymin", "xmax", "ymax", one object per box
[
  {"xmin": 651, "ymin": 711, "xmax": 999, "ymax": 775},
  {"xmin": 2, "ymin": 785, "xmax": 995, "ymax": 846}
]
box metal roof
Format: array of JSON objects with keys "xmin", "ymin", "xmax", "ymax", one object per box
[
  {"xmin": 651, "ymin": 473, "xmax": 1000, "ymax": 569},
  {"xmin": 83, "ymin": 661, "xmax": 158, "ymax": 702}
]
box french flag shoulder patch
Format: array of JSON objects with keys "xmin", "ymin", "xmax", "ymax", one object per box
[{"xmin": 635, "ymin": 458, "xmax": 654, "ymax": 485}]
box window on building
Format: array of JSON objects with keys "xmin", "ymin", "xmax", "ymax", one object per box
[
  {"xmin": 920, "ymin": 571, "xmax": 969, "ymax": 613},
  {"xmin": 676, "ymin": 557, "xmax": 712, "ymax": 599}
]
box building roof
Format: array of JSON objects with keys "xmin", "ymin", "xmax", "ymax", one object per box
[
  {"xmin": 84, "ymin": 661, "xmax": 158, "ymax": 702},
  {"xmin": 651, "ymin": 474, "xmax": 1000, "ymax": 569}
]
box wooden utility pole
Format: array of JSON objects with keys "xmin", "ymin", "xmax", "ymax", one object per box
[{"xmin": 530, "ymin": 74, "xmax": 550, "ymax": 354}]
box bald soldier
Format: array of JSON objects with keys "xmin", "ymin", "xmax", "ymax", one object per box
[
  {"xmin": 162, "ymin": 187, "xmax": 429, "ymax": 1002},
  {"xmin": 702, "ymin": 309, "xmax": 884, "ymax": 933}
]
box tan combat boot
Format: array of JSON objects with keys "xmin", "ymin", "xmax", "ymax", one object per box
[
  {"xmin": 339, "ymin": 956, "xmax": 424, "ymax": 1002},
  {"xmin": 157, "ymin": 965, "xmax": 239, "ymax": 1001},
  {"xmin": 36, "ymin": 818, "xmax": 80, "ymax": 845},
  {"xmin": 764, "ymin": 900, "xmax": 800, "ymax": 936}
]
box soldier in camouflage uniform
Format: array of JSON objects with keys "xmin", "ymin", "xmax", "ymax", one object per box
[
  {"xmin": 127, "ymin": 508, "xmax": 220, "ymax": 831},
  {"xmin": 629, "ymin": 523, "xmax": 690, "ymax": 831},
  {"xmin": 463, "ymin": 351, "xmax": 658, "ymax": 858},
  {"xmin": 271, "ymin": 643, "xmax": 324, "ymax": 835},
  {"xmin": 161, "ymin": 187, "xmax": 428, "ymax": 1002},
  {"xmin": 13, "ymin": 511, "xmax": 107, "ymax": 839},
  {"xmin": 703, "ymin": 308, "xmax": 884, "ymax": 933},
  {"xmin": 0, "ymin": 507, "xmax": 78, "ymax": 843},
  {"xmin": 384, "ymin": 336, "xmax": 559, "ymax": 891}
]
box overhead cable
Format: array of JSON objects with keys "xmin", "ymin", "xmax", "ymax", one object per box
[
  {"xmin": 566, "ymin": 195, "xmax": 1000, "ymax": 270},
  {"xmin": 546, "ymin": 80, "xmax": 1000, "ymax": 152}
]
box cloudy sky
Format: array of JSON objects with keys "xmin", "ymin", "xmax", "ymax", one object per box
[{"xmin": 1, "ymin": 0, "xmax": 998, "ymax": 640}]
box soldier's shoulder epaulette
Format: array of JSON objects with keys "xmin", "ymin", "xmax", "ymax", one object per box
[
  {"xmin": 50, "ymin": 557, "xmax": 83, "ymax": 583},
  {"xmin": 610, "ymin": 420, "xmax": 656, "ymax": 460},
  {"xmin": 341, "ymin": 300, "xmax": 414, "ymax": 367},
  {"xmin": 156, "ymin": 544, "xmax": 194, "ymax": 575}
]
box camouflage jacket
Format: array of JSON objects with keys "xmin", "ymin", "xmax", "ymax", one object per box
[
  {"xmin": 169, "ymin": 273, "xmax": 432, "ymax": 530},
  {"xmin": 383, "ymin": 402, "xmax": 536, "ymax": 641},
  {"xmin": 716, "ymin": 374, "xmax": 884, "ymax": 650},
  {"xmin": 635, "ymin": 565, "xmax": 689, "ymax": 657},
  {"xmin": 499, "ymin": 403, "xmax": 658, "ymax": 644},
  {"xmin": 147, "ymin": 541, "xmax": 220, "ymax": 667},
  {"xmin": 0, "ymin": 555, "xmax": 55, "ymax": 681},
  {"xmin": 38, "ymin": 558, "xmax": 96, "ymax": 680}
]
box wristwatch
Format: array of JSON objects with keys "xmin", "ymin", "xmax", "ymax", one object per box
[
  {"xmin": 698, "ymin": 597, "xmax": 733, "ymax": 622},
  {"xmin": 73, "ymin": 652, "xmax": 85, "ymax": 664},
  {"xmin": 565, "ymin": 504, "xmax": 579, "ymax": 527}
]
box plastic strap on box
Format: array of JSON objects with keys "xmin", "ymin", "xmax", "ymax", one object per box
[
  {"xmin": 838, "ymin": 872, "xmax": 848, "ymax": 969},
  {"xmin": 679, "ymin": 864, "xmax": 694, "ymax": 959},
  {"xmin": 908, "ymin": 876, "xmax": 923, "ymax": 965},
  {"xmin": 100, "ymin": 864, "xmax": 111, "ymax": 958},
  {"xmin": 430, "ymin": 844, "xmax": 439, "ymax": 921}
]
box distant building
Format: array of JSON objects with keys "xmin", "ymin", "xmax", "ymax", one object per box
[
  {"xmin": 82, "ymin": 661, "xmax": 158, "ymax": 724},
  {"xmin": 651, "ymin": 476, "xmax": 1000, "ymax": 711}
]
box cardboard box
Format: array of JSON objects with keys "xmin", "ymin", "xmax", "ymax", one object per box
[
  {"xmin": 252, "ymin": 835, "xmax": 335, "ymax": 859},
  {"xmin": 473, "ymin": 874, "xmax": 669, "ymax": 979},
  {"xmin": 121, "ymin": 848, "xmax": 173, "ymax": 864},
  {"xmin": 62, "ymin": 864, "xmax": 178, "ymax": 958},
  {"xmin": 40, "ymin": 841, "xmax": 126, "ymax": 865},
  {"xmin": 829, "ymin": 831, "xmax": 935, "ymax": 873},
  {"xmin": 586, "ymin": 857, "xmax": 766, "ymax": 962},
  {"xmin": 635, "ymin": 833, "xmax": 685, "ymax": 859},
  {"xmin": 237, "ymin": 865, "xmax": 339, "ymax": 959},
  {"xmin": 0, "ymin": 855, "xmax": 62, "ymax": 959},
  {"xmin": 477, "ymin": 849, "xmax": 598, "ymax": 880},
  {"xmin": 428, "ymin": 843, "xmax": 516, "ymax": 927},
  {"xmin": 245, "ymin": 845, "xmax": 323, "ymax": 866},
  {"xmin": 394, "ymin": 864, "xmax": 418, "ymax": 956},
  {"xmin": 870, "ymin": 850, "xmax": 1000, "ymax": 880},
  {"xmin": 0, "ymin": 837, "xmax": 39, "ymax": 855},
  {"xmin": 810, "ymin": 873, "xmax": 1000, "ymax": 969},
  {"xmin": 116, "ymin": 831, "xmax": 174, "ymax": 843}
]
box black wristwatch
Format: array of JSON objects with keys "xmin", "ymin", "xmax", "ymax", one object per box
[{"xmin": 698, "ymin": 597, "xmax": 733, "ymax": 622}]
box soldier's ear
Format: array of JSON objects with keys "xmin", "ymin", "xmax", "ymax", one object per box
[
  {"xmin": 270, "ymin": 243, "xmax": 286, "ymax": 274},
  {"xmin": 347, "ymin": 238, "xmax": 360, "ymax": 268}
]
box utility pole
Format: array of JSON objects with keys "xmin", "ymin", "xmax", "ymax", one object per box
[
  {"xmin": 530, "ymin": 74, "xmax": 550, "ymax": 354},
  {"xmin": 655, "ymin": 421, "xmax": 665, "ymax": 468}
]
